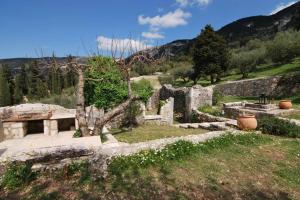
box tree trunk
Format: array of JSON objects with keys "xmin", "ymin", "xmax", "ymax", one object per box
[
  {"xmin": 76, "ymin": 67, "xmax": 89, "ymax": 136},
  {"xmin": 93, "ymin": 96, "xmax": 138, "ymax": 135}
]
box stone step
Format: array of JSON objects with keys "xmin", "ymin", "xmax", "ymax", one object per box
[
  {"xmin": 188, "ymin": 124, "xmax": 200, "ymax": 129},
  {"xmin": 198, "ymin": 123, "xmax": 211, "ymax": 129},
  {"xmin": 225, "ymin": 120, "xmax": 238, "ymax": 128},
  {"xmin": 179, "ymin": 124, "xmax": 190, "ymax": 129},
  {"xmin": 209, "ymin": 122, "xmax": 228, "ymax": 131}
]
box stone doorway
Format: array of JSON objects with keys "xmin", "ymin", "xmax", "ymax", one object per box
[
  {"xmin": 57, "ymin": 118, "xmax": 76, "ymax": 132},
  {"xmin": 27, "ymin": 120, "xmax": 44, "ymax": 134}
]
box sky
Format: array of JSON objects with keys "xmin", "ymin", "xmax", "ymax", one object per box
[{"xmin": 0, "ymin": 0, "xmax": 298, "ymax": 58}]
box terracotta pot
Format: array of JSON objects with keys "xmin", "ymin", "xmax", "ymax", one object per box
[
  {"xmin": 279, "ymin": 100, "xmax": 292, "ymax": 109},
  {"xmin": 237, "ymin": 115, "xmax": 257, "ymax": 130}
]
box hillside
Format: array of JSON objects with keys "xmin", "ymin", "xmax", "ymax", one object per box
[{"xmin": 145, "ymin": 1, "xmax": 300, "ymax": 59}]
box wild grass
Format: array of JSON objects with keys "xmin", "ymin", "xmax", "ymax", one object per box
[{"xmin": 1, "ymin": 133, "xmax": 300, "ymax": 199}]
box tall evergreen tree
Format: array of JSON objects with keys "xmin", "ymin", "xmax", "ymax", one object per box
[
  {"xmin": 36, "ymin": 78, "xmax": 49, "ymax": 99},
  {"xmin": 50, "ymin": 68, "xmax": 62, "ymax": 95},
  {"xmin": 14, "ymin": 74, "xmax": 23, "ymax": 104},
  {"xmin": 28, "ymin": 60, "xmax": 43, "ymax": 98},
  {"xmin": 20, "ymin": 64, "xmax": 29, "ymax": 94},
  {"xmin": 0, "ymin": 65, "xmax": 12, "ymax": 106},
  {"xmin": 193, "ymin": 25, "xmax": 230, "ymax": 84}
]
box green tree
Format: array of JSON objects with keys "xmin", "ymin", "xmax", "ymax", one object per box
[
  {"xmin": 19, "ymin": 64, "xmax": 29, "ymax": 95},
  {"xmin": 84, "ymin": 56, "xmax": 128, "ymax": 111},
  {"xmin": 193, "ymin": 25, "xmax": 230, "ymax": 84},
  {"xmin": 50, "ymin": 67, "xmax": 62, "ymax": 95},
  {"xmin": 36, "ymin": 78, "xmax": 49, "ymax": 99},
  {"xmin": 0, "ymin": 65, "xmax": 12, "ymax": 106},
  {"xmin": 13, "ymin": 74, "xmax": 23, "ymax": 104}
]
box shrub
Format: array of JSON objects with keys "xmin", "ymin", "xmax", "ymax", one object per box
[
  {"xmin": 1, "ymin": 163, "xmax": 36, "ymax": 189},
  {"xmin": 122, "ymin": 101, "xmax": 142, "ymax": 127},
  {"xmin": 258, "ymin": 117, "xmax": 300, "ymax": 138},
  {"xmin": 212, "ymin": 90, "xmax": 224, "ymax": 105},
  {"xmin": 73, "ymin": 129, "xmax": 82, "ymax": 138}
]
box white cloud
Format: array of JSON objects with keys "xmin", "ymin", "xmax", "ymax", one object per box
[
  {"xmin": 270, "ymin": 1, "xmax": 296, "ymax": 15},
  {"xmin": 176, "ymin": 0, "xmax": 189, "ymax": 7},
  {"xmin": 176, "ymin": 0, "xmax": 212, "ymax": 7},
  {"xmin": 96, "ymin": 36, "xmax": 151, "ymax": 52},
  {"xmin": 138, "ymin": 9, "xmax": 191, "ymax": 29},
  {"xmin": 142, "ymin": 32, "xmax": 165, "ymax": 39}
]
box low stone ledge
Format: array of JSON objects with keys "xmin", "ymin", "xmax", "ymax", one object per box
[{"xmin": 192, "ymin": 109, "xmax": 229, "ymax": 123}]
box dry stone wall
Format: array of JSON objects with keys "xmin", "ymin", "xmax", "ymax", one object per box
[{"xmin": 214, "ymin": 74, "xmax": 300, "ymax": 97}]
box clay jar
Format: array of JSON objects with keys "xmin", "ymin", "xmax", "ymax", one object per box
[
  {"xmin": 279, "ymin": 100, "xmax": 292, "ymax": 109},
  {"xmin": 237, "ymin": 114, "xmax": 258, "ymax": 130}
]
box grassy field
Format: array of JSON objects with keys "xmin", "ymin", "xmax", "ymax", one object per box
[
  {"xmin": 174, "ymin": 58, "xmax": 300, "ymax": 87},
  {"xmin": 222, "ymin": 58, "xmax": 300, "ymax": 82},
  {"xmin": 1, "ymin": 133, "xmax": 299, "ymax": 200},
  {"xmin": 112, "ymin": 125, "xmax": 209, "ymax": 143}
]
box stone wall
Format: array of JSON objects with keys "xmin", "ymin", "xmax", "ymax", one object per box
[
  {"xmin": 159, "ymin": 84, "xmax": 214, "ymax": 121},
  {"xmin": 160, "ymin": 97, "xmax": 174, "ymax": 125},
  {"xmin": 44, "ymin": 120, "xmax": 58, "ymax": 136},
  {"xmin": 214, "ymin": 74, "xmax": 300, "ymax": 97},
  {"xmin": 186, "ymin": 85, "xmax": 213, "ymax": 119},
  {"xmin": 3, "ymin": 122, "xmax": 27, "ymax": 140},
  {"xmin": 159, "ymin": 85, "xmax": 189, "ymax": 116}
]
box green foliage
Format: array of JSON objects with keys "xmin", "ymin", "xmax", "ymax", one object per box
[
  {"xmin": 27, "ymin": 60, "xmax": 50, "ymax": 99},
  {"xmin": 1, "ymin": 163, "xmax": 36, "ymax": 189},
  {"xmin": 266, "ymin": 31, "xmax": 300, "ymax": 64},
  {"xmin": 193, "ymin": 25, "xmax": 230, "ymax": 84},
  {"xmin": 170, "ymin": 64, "xmax": 193, "ymax": 83},
  {"xmin": 122, "ymin": 101, "xmax": 142, "ymax": 127},
  {"xmin": 13, "ymin": 74, "xmax": 23, "ymax": 104},
  {"xmin": 50, "ymin": 67, "xmax": 62, "ymax": 95},
  {"xmin": 258, "ymin": 117, "xmax": 300, "ymax": 138},
  {"xmin": 108, "ymin": 134, "xmax": 271, "ymax": 175},
  {"xmin": 84, "ymin": 56, "xmax": 128, "ymax": 110},
  {"xmin": 198, "ymin": 105, "xmax": 223, "ymax": 117},
  {"xmin": 230, "ymin": 48, "xmax": 266, "ymax": 79},
  {"xmin": 212, "ymin": 90, "xmax": 224, "ymax": 105},
  {"xmin": 132, "ymin": 79, "xmax": 153, "ymax": 103},
  {"xmin": 132, "ymin": 63, "xmax": 157, "ymax": 76},
  {"xmin": 73, "ymin": 129, "xmax": 82, "ymax": 138},
  {"xmin": 0, "ymin": 65, "xmax": 12, "ymax": 106}
]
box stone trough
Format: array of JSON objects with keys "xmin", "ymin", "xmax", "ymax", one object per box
[{"xmin": 223, "ymin": 102, "xmax": 296, "ymax": 119}]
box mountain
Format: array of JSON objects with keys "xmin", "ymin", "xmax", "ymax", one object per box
[
  {"xmin": 146, "ymin": 1, "xmax": 300, "ymax": 59},
  {"xmin": 0, "ymin": 57, "xmax": 88, "ymax": 74}
]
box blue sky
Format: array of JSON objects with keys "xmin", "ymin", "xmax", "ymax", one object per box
[{"xmin": 0, "ymin": 0, "xmax": 298, "ymax": 58}]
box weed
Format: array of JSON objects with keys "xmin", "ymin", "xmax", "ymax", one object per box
[{"xmin": 1, "ymin": 162, "xmax": 36, "ymax": 190}]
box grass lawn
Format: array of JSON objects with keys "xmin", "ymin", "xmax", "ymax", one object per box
[
  {"xmin": 112, "ymin": 125, "xmax": 209, "ymax": 143},
  {"xmin": 1, "ymin": 134, "xmax": 299, "ymax": 199}
]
